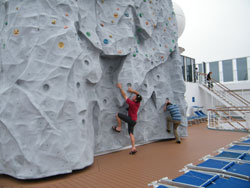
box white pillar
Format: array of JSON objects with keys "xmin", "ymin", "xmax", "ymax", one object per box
[
  {"xmin": 247, "ymin": 56, "xmax": 250, "ymax": 81},
  {"xmin": 219, "ymin": 60, "xmax": 223, "ymax": 83},
  {"xmin": 232, "ymin": 59, "xmax": 237, "ymax": 82}
]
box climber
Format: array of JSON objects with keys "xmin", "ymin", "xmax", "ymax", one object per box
[
  {"xmin": 112, "ymin": 83, "xmax": 142, "ymax": 155},
  {"xmin": 163, "ymin": 98, "xmax": 182, "ymax": 144}
]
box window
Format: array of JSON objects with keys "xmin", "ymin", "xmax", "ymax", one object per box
[
  {"xmin": 198, "ymin": 64, "xmax": 203, "ymax": 74},
  {"xmin": 186, "ymin": 57, "xmax": 192, "ymax": 82},
  {"xmin": 222, "ymin": 59, "xmax": 233, "ymax": 82},
  {"xmin": 236, "ymin": 57, "xmax": 248, "ymax": 81},
  {"xmin": 209, "ymin": 61, "xmax": 219, "ymax": 82}
]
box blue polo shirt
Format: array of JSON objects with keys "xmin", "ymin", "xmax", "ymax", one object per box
[{"xmin": 167, "ymin": 104, "xmax": 181, "ymax": 121}]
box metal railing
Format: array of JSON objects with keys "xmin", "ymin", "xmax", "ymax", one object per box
[
  {"xmin": 207, "ymin": 107, "xmax": 250, "ymax": 132},
  {"xmin": 198, "ymin": 72, "xmax": 250, "ymax": 107}
]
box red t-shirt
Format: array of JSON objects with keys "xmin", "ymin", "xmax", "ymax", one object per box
[{"xmin": 126, "ymin": 98, "xmax": 140, "ymax": 121}]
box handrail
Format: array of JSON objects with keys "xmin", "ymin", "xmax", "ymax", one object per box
[
  {"xmin": 207, "ymin": 108, "xmax": 249, "ymax": 131},
  {"xmin": 198, "ymin": 72, "xmax": 250, "ymax": 106}
]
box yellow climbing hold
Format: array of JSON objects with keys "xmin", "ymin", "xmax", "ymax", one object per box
[
  {"xmin": 58, "ymin": 42, "xmax": 64, "ymax": 48},
  {"xmin": 168, "ymin": 17, "xmax": 171, "ymax": 21},
  {"xmin": 109, "ymin": 35, "xmax": 112, "ymax": 38},
  {"xmin": 149, "ymin": 0, "xmax": 152, "ymax": 3},
  {"xmin": 52, "ymin": 20, "xmax": 56, "ymax": 24},
  {"xmin": 13, "ymin": 29, "xmax": 19, "ymax": 35},
  {"xmin": 114, "ymin": 13, "xmax": 118, "ymax": 18},
  {"xmin": 101, "ymin": 0, "xmax": 104, "ymax": 3},
  {"xmin": 111, "ymin": 20, "xmax": 114, "ymax": 23}
]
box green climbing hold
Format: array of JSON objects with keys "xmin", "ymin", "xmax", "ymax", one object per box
[
  {"xmin": 3, "ymin": 44, "xmax": 6, "ymax": 49},
  {"xmin": 169, "ymin": 48, "xmax": 173, "ymax": 52},
  {"xmin": 144, "ymin": 0, "xmax": 147, "ymax": 2},
  {"xmin": 139, "ymin": 13, "xmax": 143, "ymax": 17},
  {"xmin": 133, "ymin": 53, "xmax": 136, "ymax": 57},
  {"xmin": 5, "ymin": 22, "xmax": 8, "ymax": 26},
  {"xmin": 172, "ymin": 40, "xmax": 175, "ymax": 43},
  {"xmin": 86, "ymin": 32, "xmax": 91, "ymax": 37},
  {"xmin": 137, "ymin": 28, "xmax": 142, "ymax": 32}
]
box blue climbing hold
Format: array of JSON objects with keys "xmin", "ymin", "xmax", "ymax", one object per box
[
  {"xmin": 103, "ymin": 39, "xmax": 109, "ymax": 44},
  {"xmin": 125, "ymin": 13, "xmax": 129, "ymax": 17}
]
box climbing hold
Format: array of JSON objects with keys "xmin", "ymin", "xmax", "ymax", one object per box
[
  {"xmin": 168, "ymin": 17, "xmax": 171, "ymax": 21},
  {"xmin": 86, "ymin": 32, "xmax": 91, "ymax": 37},
  {"xmin": 109, "ymin": 35, "xmax": 112, "ymax": 38},
  {"xmin": 65, "ymin": 13, "xmax": 69, "ymax": 16},
  {"xmin": 103, "ymin": 39, "xmax": 109, "ymax": 44},
  {"xmin": 133, "ymin": 53, "xmax": 136, "ymax": 57},
  {"xmin": 124, "ymin": 13, "xmax": 129, "ymax": 17},
  {"xmin": 16, "ymin": 7, "xmax": 19, "ymax": 10},
  {"xmin": 145, "ymin": 21, "xmax": 149, "ymax": 25},
  {"xmin": 111, "ymin": 20, "xmax": 114, "ymax": 23},
  {"xmin": 101, "ymin": 0, "xmax": 104, "ymax": 3},
  {"xmin": 52, "ymin": 20, "xmax": 56, "ymax": 24},
  {"xmin": 144, "ymin": 0, "xmax": 147, "ymax": 2},
  {"xmin": 13, "ymin": 29, "xmax": 19, "ymax": 35},
  {"xmin": 118, "ymin": 50, "xmax": 122, "ymax": 54},
  {"xmin": 137, "ymin": 28, "xmax": 142, "ymax": 32},
  {"xmin": 166, "ymin": 22, "xmax": 168, "ymax": 26},
  {"xmin": 149, "ymin": 0, "xmax": 152, "ymax": 3},
  {"xmin": 169, "ymin": 48, "xmax": 173, "ymax": 52},
  {"xmin": 3, "ymin": 44, "xmax": 6, "ymax": 49},
  {"xmin": 100, "ymin": 23, "xmax": 104, "ymax": 27},
  {"xmin": 164, "ymin": 28, "xmax": 166, "ymax": 32},
  {"xmin": 159, "ymin": 44, "xmax": 161, "ymax": 47},
  {"xmin": 161, "ymin": 56, "xmax": 164, "ymax": 59},
  {"xmin": 116, "ymin": 8, "xmax": 120, "ymax": 11},
  {"xmin": 114, "ymin": 13, "xmax": 118, "ymax": 18},
  {"xmin": 139, "ymin": 13, "xmax": 143, "ymax": 17},
  {"xmin": 165, "ymin": 45, "xmax": 168, "ymax": 48},
  {"xmin": 152, "ymin": 48, "xmax": 155, "ymax": 51},
  {"xmin": 172, "ymin": 40, "xmax": 175, "ymax": 43},
  {"xmin": 64, "ymin": 26, "xmax": 68, "ymax": 29},
  {"xmin": 153, "ymin": 24, "xmax": 157, "ymax": 28},
  {"xmin": 5, "ymin": 21, "xmax": 8, "ymax": 26},
  {"xmin": 58, "ymin": 42, "xmax": 64, "ymax": 48}
]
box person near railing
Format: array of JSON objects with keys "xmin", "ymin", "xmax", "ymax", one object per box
[
  {"xmin": 207, "ymin": 72, "xmax": 213, "ymax": 89},
  {"xmin": 163, "ymin": 98, "xmax": 182, "ymax": 144}
]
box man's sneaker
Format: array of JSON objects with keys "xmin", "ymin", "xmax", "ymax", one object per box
[{"xmin": 176, "ymin": 140, "xmax": 181, "ymax": 144}]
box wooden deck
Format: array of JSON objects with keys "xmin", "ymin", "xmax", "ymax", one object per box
[{"xmin": 0, "ymin": 122, "xmax": 249, "ymax": 188}]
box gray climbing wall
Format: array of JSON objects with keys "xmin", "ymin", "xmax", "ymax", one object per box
[{"xmin": 0, "ymin": 0, "xmax": 187, "ymax": 179}]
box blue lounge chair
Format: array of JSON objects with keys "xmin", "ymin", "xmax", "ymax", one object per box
[
  {"xmin": 186, "ymin": 158, "xmax": 250, "ymax": 180},
  {"xmin": 158, "ymin": 170, "xmax": 250, "ymax": 188}
]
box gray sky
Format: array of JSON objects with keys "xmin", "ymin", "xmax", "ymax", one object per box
[{"xmin": 174, "ymin": 0, "xmax": 250, "ymax": 64}]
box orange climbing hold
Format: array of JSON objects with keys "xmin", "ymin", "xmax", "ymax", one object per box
[
  {"xmin": 13, "ymin": 29, "xmax": 19, "ymax": 35},
  {"xmin": 65, "ymin": 13, "xmax": 69, "ymax": 16},
  {"xmin": 114, "ymin": 13, "xmax": 118, "ymax": 18},
  {"xmin": 145, "ymin": 21, "xmax": 149, "ymax": 25},
  {"xmin": 118, "ymin": 50, "xmax": 122, "ymax": 54},
  {"xmin": 58, "ymin": 42, "xmax": 64, "ymax": 49},
  {"xmin": 100, "ymin": 23, "xmax": 104, "ymax": 27},
  {"xmin": 64, "ymin": 26, "xmax": 68, "ymax": 29}
]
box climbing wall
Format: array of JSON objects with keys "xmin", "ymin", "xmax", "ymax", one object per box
[{"xmin": 0, "ymin": 0, "xmax": 187, "ymax": 179}]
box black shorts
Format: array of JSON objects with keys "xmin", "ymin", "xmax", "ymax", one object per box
[{"xmin": 118, "ymin": 113, "xmax": 136, "ymax": 134}]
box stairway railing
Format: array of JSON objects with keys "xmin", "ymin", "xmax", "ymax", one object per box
[
  {"xmin": 207, "ymin": 107, "xmax": 250, "ymax": 132},
  {"xmin": 198, "ymin": 72, "xmax": 250, "ymax": 107}
]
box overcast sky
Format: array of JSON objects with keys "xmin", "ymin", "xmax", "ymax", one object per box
[{"xmin": 173, "ymin": 0, "xmax": 250, "ymax": 64}]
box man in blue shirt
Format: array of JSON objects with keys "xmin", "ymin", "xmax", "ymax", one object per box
[{"xmin": 164, "ymin": 99, "xmax": 182, "ymax": 144}]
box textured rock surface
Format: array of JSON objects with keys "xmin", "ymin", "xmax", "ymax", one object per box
[{"xmin": 0, "ymin": 0, "xmax": 187, "ymax": 179}]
